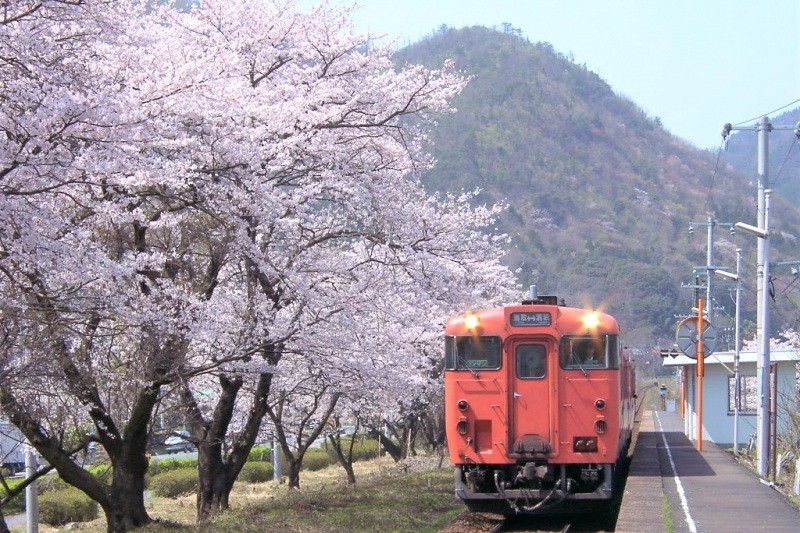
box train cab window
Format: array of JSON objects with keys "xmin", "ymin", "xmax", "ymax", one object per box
[
  {"xmin": 560, "ymin": 335, "xmax": 620, "ymax": 370},
  {"xmin": 445, "ymin": 336, "xmax": 502, "ymax": 370},
  {"xmin": 516, "ymin": 344, "xmax": 546, "ymax": 378}
]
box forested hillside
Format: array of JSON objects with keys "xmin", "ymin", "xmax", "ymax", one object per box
[{"xmin": 397, "ymin": 26, "xmax": 800, "ymax": 345}]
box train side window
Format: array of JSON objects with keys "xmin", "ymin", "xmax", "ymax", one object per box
[
  {"xmin": 449, "ymin": 336, "xmax": 502, "ymax": 370},
  {"xmin": 445, "ymin": 337, "xmax": 456, "ymax": 369},
  {"xmin": 606, "ymin": 335, "xmax": 620, "ymax": 369},
  {"xmin": 516, "ymin": 344, "xmax": 546, "ymax": 378}
]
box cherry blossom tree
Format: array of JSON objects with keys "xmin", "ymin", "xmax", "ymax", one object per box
[{"xmin": 1, "ymin": 0, "xmax": 517, "ymax": 529}]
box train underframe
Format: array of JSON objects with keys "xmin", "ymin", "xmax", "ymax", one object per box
[{"xmin": 454, "ymin": 461, "xmax": 614, "ymax": 514}]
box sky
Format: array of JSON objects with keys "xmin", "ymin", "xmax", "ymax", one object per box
[{"xmin": 315, "ymin": 0, "xmax": 800, "ymax": 150}]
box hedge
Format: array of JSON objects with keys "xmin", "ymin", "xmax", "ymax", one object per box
[
  {"xmin": 146, "ymin": 456, "xmax": 197, "ymax": 478},
  {"xmin": 325, "ymin": 437, "xmax": 381, "ymax": 463},
  {"xmin": 39, "ymin": 488, "xmax": 99, "ymax": 526},
  {"xmin": 238, "ymin": 462, "xmax": 273, "ymax": 483},
  {"xmin": 300, "ymin": 448, "xmax": 335, "ymax": 471},
  {"xmin": 247, "ymin": 445, "xmax": 272, "ymax": 463},
  {"xmin": 148, "ymin": 468, "xmax": 198, "ymax": 498}
]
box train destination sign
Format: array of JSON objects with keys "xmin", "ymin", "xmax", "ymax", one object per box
[{"xmin": 510, "ymin": 312, "xmax": 551, "ymax": 327}]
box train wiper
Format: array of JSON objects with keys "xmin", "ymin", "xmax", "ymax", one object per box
[
  {"xmin": 571, "ymin": 352, "xmax": 588, "ymax": 377},
  {"xmin": 458, "ymin": 356, "xmax": 479, "ymax": 377}
]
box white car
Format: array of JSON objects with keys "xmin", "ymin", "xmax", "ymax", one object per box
[{"xmin": 163, "ymin": 432, "xmax": 193, "ymax": 454}]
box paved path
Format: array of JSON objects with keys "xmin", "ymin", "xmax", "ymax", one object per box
[{"xmin": 617, "ymin": 410, "xmax": 800, "ymax": 532}]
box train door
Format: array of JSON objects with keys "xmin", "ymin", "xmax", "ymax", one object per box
[{"xmin": 509, "ymin": 339, "xmax": 554, "ymax": 456}]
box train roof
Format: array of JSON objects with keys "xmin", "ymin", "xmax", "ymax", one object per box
[{"xmin": 445, "ymin": 301, "xmax": 620, "ymax": 336}]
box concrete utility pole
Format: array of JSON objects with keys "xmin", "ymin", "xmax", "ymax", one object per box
[
  {"xmin": 715, "ymin": 250, "xmax": 742, "ymax": 454},
  {"xmin": 755, "ymin": 119, "xmax": 770, "ymax": 480},
  {"xmin": 272, "ymin": 437, "xmax": 282, "ymax": 482},
  {"xmin": 25, "ymin": 442, "xmax": 38, "ymax": 533},
  {"xmin": 706, "ymin": 215, "xmax": 714, "ymax": 321},
  {"xmin": 724, "ymin": 115, "xmax": 800, "ymax": 477}
]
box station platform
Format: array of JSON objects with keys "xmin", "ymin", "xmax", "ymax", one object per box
[{"xmin": 616, "ymin": 410, "xmax": 800, "ymax": 532}]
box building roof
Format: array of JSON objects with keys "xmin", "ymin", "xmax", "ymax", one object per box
[{"xmin": 661, "ymin": 349, "xmax": 800, "ymax": 367}]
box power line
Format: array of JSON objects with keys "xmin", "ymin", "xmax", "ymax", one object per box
[
  {"xmin": 770, "ymin": 136, "xmax": 798, "ymax": 189},
  {"xmin": 700, "ymin": 143, "xmax": 724, "ymax": 217},
  {"xmin": 732, "ymin": 97, "xmax": 800, "ymax": 127}
]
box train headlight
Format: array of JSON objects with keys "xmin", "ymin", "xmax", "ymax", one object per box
[
  {"xmin": 457, "ymin": 399, "xmax": 469, "ymax": 411},
  {"xmin": 582, "ymin": 311, "xmax": 600, "ymax": 330},
  {"xmin": 456, "ymin": 420, "xmax": 469, "ymax": 435},
  {"xmin": 464, "ymin": 313, "xmax": 480, "ymax": 330}
]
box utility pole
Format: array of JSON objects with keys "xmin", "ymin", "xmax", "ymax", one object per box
[
  {"xmin": 715, "ymin": 250, "xmax": 742, "ymax": 454},
  {"xmin": 723, "ymin": 115, "xmax": 799, "ymax": 477},
  {"xmin": 689, "ymin": 215, "xmax": 734, "ymax": 321},
  {"xmin": 25, "ymin": 442, "xmax": 38, "ymax": 533},
  {"xmin": 706, "ymin": 215, "xmax": 714, "ymax": 321}
]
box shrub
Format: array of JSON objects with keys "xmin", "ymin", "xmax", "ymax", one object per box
[
  {"xmin": 350, "ymin": 438, "xmax": 380, "ymax": 462},
  {"xmin": 36, "ymin": 464, "xmax": 112, "ymax": 494},
  {"xmin": 326, "ymin": 437, "xmax": 380, "ymax": 463},
  {"xmin": 302, "ymin": 448, "xmax": 335, "ymax": 472},
  {"xmin": 148, "ymin": 468, "xmax": 198, "ymax": 498},
  {"xmin": 247, "ymin": 445, "xmax": 272, "ymax": 462},
  {"xmin": 39, "ymin": 488, "xmax": 99, "ymax": 526},
  {"xmin": 238, "ymin": 462, "xmax": 273, "ymax": 483},
  {"xmin": 147, "ymin": 457, "xmax": 197, "ymax": 478},
  {"xmin": 0, "ymin": 477, "xmax": 26, "ymax": 513}
]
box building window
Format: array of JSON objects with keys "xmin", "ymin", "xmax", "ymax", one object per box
[{"xmin": 728, "ymin": 375, "xmax": 758, "ymax": 414}]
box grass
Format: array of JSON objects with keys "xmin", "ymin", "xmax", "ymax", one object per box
[
  {"xmin": 661, "ymin": 493, "xmax": 674, "ymax": 533},
  {"xmin": 10, "ymin": 456, "xmax": 463, "ymax": 533}
]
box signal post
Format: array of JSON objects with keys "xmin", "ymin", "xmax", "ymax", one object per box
[{"xmin": 675, "ymin": 297, "xmax": 715, "ymax": 451}]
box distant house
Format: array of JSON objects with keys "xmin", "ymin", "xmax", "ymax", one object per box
[{"xmin": 662, "ymin": 349, "xmax": 800, "ymax": 448}]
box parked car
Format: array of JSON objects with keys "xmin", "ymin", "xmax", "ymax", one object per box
[{"xmin": 163, "ymin": 431, "xmax": 193, "ymax": 454}]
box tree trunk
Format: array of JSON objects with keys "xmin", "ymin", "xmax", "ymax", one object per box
[
  {"xmin": 186, "ymin": 369, "xmax": 275, "ymax": 522},
  {"xmin": 287, "ymin": 456, "xmax": 302, "ymax": 489},
  {"xmin": 327, "ymin": 433, "xmax": 357, "ymax": 485},
  {"xmin": 0, "ymin": 507, "xmax": 10, "ymax": 533},
  {"xmin": 196, "ymin": 445, "xmax": 233, "ymax": 519},
  {"xmin": 339, "ymin": 458, "xmax": 356, "ymax": 486},
  {"xmin": 1, "ymin": 378, "xmax": 157, "ymax": 533},
  {"xmin": 103, "ymin": 477, "xmax": 151, "ymax": 533},
  {"xmin": 375, "ymin": 432, "xmax": 403, "ymax": 462}
]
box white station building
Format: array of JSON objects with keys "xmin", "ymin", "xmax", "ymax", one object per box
[{"xmin": 662, "ymin": 349, "xmax": 800, "ymax": 449}]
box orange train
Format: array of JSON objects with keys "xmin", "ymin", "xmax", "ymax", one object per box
[{"xmin": 444, "ymin": 292, "xmax": 635, "ymax": 514}]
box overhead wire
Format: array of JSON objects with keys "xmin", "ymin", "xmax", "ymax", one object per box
[
  {"xmin": 699, "ymin": 142, "xmax": 724, "ymax": 217},
  {"xmin": 769, "ymin": 136, "xmax": 798, "ymax": 189},
  {"xmin": 732, "ymin": 97, "xmax": 800, "ymax": 127}
]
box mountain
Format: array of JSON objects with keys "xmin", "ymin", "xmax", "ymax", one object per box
[{"xmin": 396, "ymin": 26, "xmax": 800, "ymax": 347}]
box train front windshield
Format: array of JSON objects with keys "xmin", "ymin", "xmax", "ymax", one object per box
[
  {"xmin": 560, "ymin": 334, "xmax": 620, "ymax": 370},
  {"xmin": 445, "ymin": 336, "xmax": 502, "ymax": 370}
]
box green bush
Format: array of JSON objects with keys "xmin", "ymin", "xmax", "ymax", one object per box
[
  {"xmin": 148, "ymin": 468, "xmax": 198, "ymax": 498},
  {"xmin": 350, "ymin": 438, "xmax": 380, "ymax": 462},
  {"xmin": 301, "ymin": 448, "xmax": 335, "ymax": 472},
  {"xmin": 35, "ymin": 464, "xmax": 112, "ymax": 494},
  {"xmin": 247, "ymin": 445, "xmax": 272, "ymax": 462},
  {"xmin": 39, "ymin": 488, "xmax": 99, "ymax": 526},
  {"xmin": 326, "ymin": 437, "xmax": 380, "ymax": 463},
  {"xmin": 238, "ymin": 462, "xmax": 273, "ymax": 483},
  {"xmin": 0, "ymin": 476, "xmax": 26, "ymax": 513},
  {"xmin": 147, "ymin": 457, "xmax": 197, "ymax": 478}
]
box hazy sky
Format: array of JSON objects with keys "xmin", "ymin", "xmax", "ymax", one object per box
[{"xmin": 316, "ymin": 1, "xmax": 800, "ymax": 150}]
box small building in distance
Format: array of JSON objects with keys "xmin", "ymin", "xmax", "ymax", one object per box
[{"xmin": 662, "ymin": 349, "xmax": 800, "ymax": 449}]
